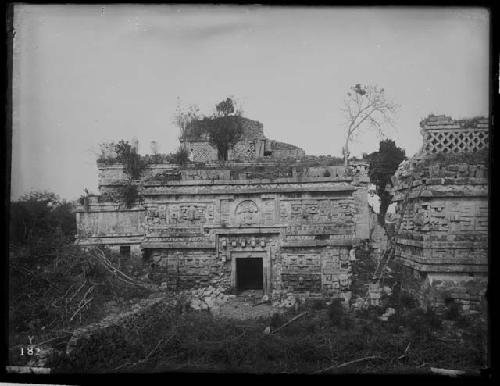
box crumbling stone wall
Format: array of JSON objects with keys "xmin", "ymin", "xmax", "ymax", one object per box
[
  {"xmin": 420, "ymin": 114, "xmax": 488, "ymax": 154},
  {"xmin": 389, "ymin": 115, "xmax": 488, "ymax": 313},
  {"xmin": 180, "ymin": 116, "xmax": 305, "ymax": 162},
  {"xmin": 148, "ymin": 249, "xmax": 224, "ymax": 290},
  {"xmin": 267, "ymin": 140, "xmax": 306, "ymax": 159}
]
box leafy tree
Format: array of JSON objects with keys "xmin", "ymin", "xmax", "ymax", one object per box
[
  {"xmin": 115, "ymin": 140, "xmax": 144, "ymax": 179},
  {"xmin": 205, "ymin": 116, "xmax": 243, "ymax": 161},
  {"xmin": 10, "ymin": 191, "xmax": 76, "ymax": 251},
  {"xmin": 342, "ymin": 84, "xmax": 398, "ymax": 167},
  {"xmin": 367, "ymin": 139, "xmax": 406, "ymax": 222},
  {"xmin": 178, "ymin": 96, "xmax": 245, "ymax": 161},
  {"xmin": 215, "ymin": 97, "xmax": 235, "ymax": 117}
]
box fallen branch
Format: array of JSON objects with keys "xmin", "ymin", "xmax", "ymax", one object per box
[
  {"xmin": 91, "ymin": 248, "xmax": 151, "ymax": 289},
  {"xmin": 271, "ymin": 311, "xmax": 308, "ymax": 334},
  {"xmin": 69, "ymin": 296, "xmax": 93, "ymax": 321},
  {"xmin": 397, "ymin": 341, "xmax": 411, "ymax": 361},
  {"xmin": 68, "ymin": 280, "xmax": 87, "ymax": 303},
  {"xmin": 315, "ymin": 355, "xmax": 384, "ymax": 373},
  {"xmin": 79, "ymin": 284, "xmax": 95, "ymax": 304}
]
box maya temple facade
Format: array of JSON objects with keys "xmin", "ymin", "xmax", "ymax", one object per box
[
  {"xmin": 75, "ymin": 115, "xmax": 370, "ymax": 301},
  {"xmin": 75, "ymin": 113, "xmax": 489, "ymax": 311}
]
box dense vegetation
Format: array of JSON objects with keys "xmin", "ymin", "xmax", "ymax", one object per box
[
  {"xmin": 10, "ymin": 191, "xmax": 76, "ymax": 253},
  {"xmin": 367, "ymin": 140, "xmax": 406, "ymax": 222},
  {"xmin": 8, "ymin": 192, "xmax": 151, "ymax": 367},
  {"xmin": 55, "ymin": 292, "xmax": 487, "ymax": 374}
]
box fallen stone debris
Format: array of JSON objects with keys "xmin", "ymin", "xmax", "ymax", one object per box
[
  {"xmin": 378, "ymin": 307, "xmax": 396, "ymax": 322},
  {"xmin": 185, "ymin": 286, "xmax": 234, "ymax": 312}
]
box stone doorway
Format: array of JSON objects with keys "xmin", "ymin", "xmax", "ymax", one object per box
[{"xmin": 236, "ymin": 258, "xmax": 263, "ymax": 291}]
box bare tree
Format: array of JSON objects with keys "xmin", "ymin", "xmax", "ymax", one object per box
[
  {"xmin": 173, "ymin": 97, "xmax": 201, "ymax": 140},
  {"xmin": 342, "ymin": 84, "xmax": 398, "ymax": 167}
]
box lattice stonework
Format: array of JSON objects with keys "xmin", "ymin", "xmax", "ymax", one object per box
[{"xmin": 423, "ymin": 129, "xmax": 488, "ymax": 154}]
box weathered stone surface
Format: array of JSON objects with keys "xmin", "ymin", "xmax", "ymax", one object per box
[
  {"xmin": 75, "ymin": 118, "xmax": 373, "ymax": 299},
  {"xmin": 389, "ymin": 115, "xmax": 488, "ymax": 313}
]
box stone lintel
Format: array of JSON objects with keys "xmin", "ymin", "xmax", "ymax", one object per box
[
  {"xmin": 142, "ymin": 242, "xmax": 215, "ymax": 249},
  {"xmin": 76, "ymin": 233, "xmax": 144, "ymax": 239},
  {"xmin": 75, "ymin": 236, "xmax": 144, "ymax": 245},
  {"xmin": 211, "ymin": 226, "xmax": 283, "ymax": 235},
  {"xmin": 281, "ymin": 239, "xmax": 354, "ymax": 248}
]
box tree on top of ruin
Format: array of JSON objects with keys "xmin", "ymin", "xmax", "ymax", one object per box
[
  {"xmin": 342, "ymin": 84, "xmax": 399, "ymax": 167},
  {"xmin": 213, "ymin": 96, "xmax": 244, "ymax": 118},
  {"xmin": 215, "ymin": 98, "xmax": 235, "ymax": 117},
  {"xmin": 206, "ymin": 97, "xmax": 246, "ymax": 160},
  {"xmin": 176, "ymin": 96, "xmax": 245, "ymax": 161}
]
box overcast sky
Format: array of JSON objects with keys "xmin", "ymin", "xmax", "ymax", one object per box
[{"xmin": 11, "ymin": 5, "xmax": 490, "ymax": 200}]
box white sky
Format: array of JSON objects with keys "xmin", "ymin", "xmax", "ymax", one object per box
[{"xmin": 11, "ymin": 5, "xmax": 490, "ymax": 200}]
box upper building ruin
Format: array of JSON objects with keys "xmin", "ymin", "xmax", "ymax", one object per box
[{"xmin": 180, "ymin": 116, "xmax": 305, "ymax": 162}]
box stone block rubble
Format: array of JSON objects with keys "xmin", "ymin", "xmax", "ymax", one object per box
[{"xmin": 184, "ymin": 285, "xmax": 234, "ymax": 311}]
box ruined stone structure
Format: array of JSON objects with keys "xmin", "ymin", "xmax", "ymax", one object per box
[
  {"xmin": 420, "ymin": 115, "xmax": 488, "ymax": 154},
  {"xmin": 180, "ymin": 116, "xmax": 305, "ymax": 162},
  {"xmin": 390, "ymin": 114, "xmax": 489, "ymax": 312},
  {"xmin": 76, "ymin": 117, "xmax": 369, "ymax": 302}
]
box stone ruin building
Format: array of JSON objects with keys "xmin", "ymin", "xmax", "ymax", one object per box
[
  {"xmin": 75, "ymin": 115, "xmax": 370, "ymax": 303},
  {"xmin": 75, "ymin": 112, "xmax": 489, "ymax": 312},
  {"xmin": 389, "ymin": 114, "xmax": 489, "ymax": 312},
  {"xmin": 180, "ymin": 116, "xmax": 306, "ymax": 162}
]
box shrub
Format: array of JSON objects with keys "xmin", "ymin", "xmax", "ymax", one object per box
[
  {"xmin": 399, "ymin": 292, "xmax": 417, "ymax": 309},
  {"xmin": 119, "ymin": 184, "xmax": 139, "ymax": 208},
  {"xmin": 407, "ymin": 308, "xmax": 442, "ymax": 338},
  {"xmin": 115, "ymin": 140, "xmax": 145, "ymax": 179},
  {"xmin": 173, "ymin": 146, "xmax": 190, "ymax": 165},
  {"xmin": 444, "ymin": 301, "xmax": 461, "ymax": 320},
  {"xmin": 270, "ymin": 313, "xmax": 285, "ymax": 329},
  {"xmin": 10, "ymin": 191, "xmax": 76, "ymax": 249},
  {"xmin": 327, "ymin": 299, "xmax": 345, "ymax": 326},
  {"xmin": 311, "ymin": 299, "xmax": 326, "ymax": 310},
  {"xmin": 367, "ymin": 139, "xmax": 406, "ymax": 222}
]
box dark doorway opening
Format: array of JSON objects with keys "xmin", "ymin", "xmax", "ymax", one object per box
[{"xmin": 236, "ymin": 258, "xmax": 263, "ymax": 291}]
